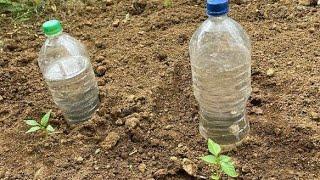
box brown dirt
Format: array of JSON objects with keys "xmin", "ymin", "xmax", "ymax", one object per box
[{"xmin": 0, "ymin": 0, "xmax": 319, "ymax": 179}]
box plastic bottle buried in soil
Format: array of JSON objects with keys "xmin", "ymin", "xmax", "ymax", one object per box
[
  {"xmin": 189, "ymin": 0, "xmax": 251, "ymax": 150},
  {"xmin": 38, "ymin": 20, "xmax": 100, "ymax": 124}
]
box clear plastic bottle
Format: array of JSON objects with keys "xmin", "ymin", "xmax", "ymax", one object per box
[
  {"xmin": 189, "ymin": 0, "xmax": 251, "ymax": 149},
  {"xmin": 38, "ymin": 20, "xmax": 99, "ymax": 124}
]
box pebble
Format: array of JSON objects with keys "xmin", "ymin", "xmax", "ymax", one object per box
[
  {"xmin": 252, "ymin": 87, "xmax": 260, "ymax": 93},
  {"xmin": 310, "ymin": 111, "xmax": 320, "ymax": 121},
  {"xmin": 115, "ymin": 119, "xmax": 124, "ymax": 126},
  {"xmin": 0, "ymin": 95, "xmax": 3, "ymax": 101},
  {"xmin": 96, "ymin": 66, "xmax": 107, "ymax": 76},
  {"xmin": 182, "ymin": 158, "xmax": 197, "ymax": 177},
  {"xmin": 112, "ymin": 19, "xmax": 120, "ymax": 27},
  {"xmin": 170, "ymin": 156, "xmax": 178, "ymax": 161},
  {"xmin": 103, "ymin": 0, "xmax": 113, "ymax": 6},
  {"xmin": 266, "ymin": 68, "xmax": 275, "ymax": 77},
  {"xmin": 96, "ymin": 55, "xmax": 105, "ymax": 63},
  {"xmin": 75, "ymin": 156, "xmax": 84, "ymax": 162},
  {"xmin": 101, "ymin": 132, "xmax": 120, "ymax": 150},
  {"xmin": 97, "ymin": 79, "xmax": 106, "ymax": 86},
  {"xmin": 125, "ymin": 117, "xmax": 140, "ymax": 129},
  {"xmin": 252, "ymin": 107, "xmax": 263, "ymax": 115},
  {"xmin": 308, "ymin": 27, "xmax": 315, "ymax": 33},
  {"xmin": 95, "ymin": 148, "xmax": 101, "ymax": 154},
  {"xmin": 138, "ymin": 163, "xmax": 147, "ymax": 173}
]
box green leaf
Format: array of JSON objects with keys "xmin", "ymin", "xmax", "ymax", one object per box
[
  {"xmin": 201, "ymin": 155, "xmax": 217, "ymax": 164},
  {"xmin": 211, "ymin": 175, "xmax": 220, "ymax": 180},
  {"xmin": 219, "ymin": 155, "xmax": 232, "ymax": 163},
  {"xmin": 25, "ymin": 120, "xmax": 39, "ymax": 126},
  {"xmin": 46, "ymin": 125, "xmax": 55, "ymax": 132},
  {"xmin": 221, "ymin": 161, "xmax": 238, "ymax": 178},
  {"xmin": 40, "ymin": 110, "xmax": 51, "ymax": 127},
  {"xmin": 26, "ymin": 126, "xmax": 41, "ymax": 133},
  {"xmin": 208, "ymin": 139, "xmax": 221, "ymax": 156}
]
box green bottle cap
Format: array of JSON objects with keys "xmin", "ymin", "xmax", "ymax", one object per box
[{"xmin": 42, "ymin": 20, "xmax": 63, "ymax": 36}]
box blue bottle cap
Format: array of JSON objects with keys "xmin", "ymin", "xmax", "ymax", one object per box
[{"xmin": 207, "ymin": 0, "xmax": 229, "ymax": 16}]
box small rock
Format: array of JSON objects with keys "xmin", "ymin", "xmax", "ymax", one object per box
[
  {"xmin": 266, "ymin": 68, "xmax": 275, "ymax": 77},
  {"xmin": 103, "ymin": 0, "xmax": 113, "ymax": 6},
  {"xmin": 131, "ymin": 0, "xmax": 147, "ymax": 15},
  {"xmin": 164, "ymin": 125, "xmax": 173, "ymax": 130},
  {"xmin": 138, "ymin": 31, "xmax": 145, "ymax": 35},
  {"xmin": 252, "ymin": 87, "xmax": 260, "ymax": 93},
  {"xmin": 60, "ymin": 139, "xmax": 67, "ymax": 144},
  {"xmin": 95, "ymin": 148, "xmax": 101, "ymax": 154},
  {"xmin": 308, "ymin": 27, "xmax": 315, "ymax": 33},
  {"xmin": 0, "ymin": 95, "xmax": 3, "ymax": 101},
  {"xmin": 127, "ymin": 94, "xmax": 136, "ymax": 102},
  {"xmin": 125, "ymin": 117, "xmax": 140, "ymax": 129},
  {"xmin": 96, "ymin": 55, "xmax": 105, "ymax": 63},
  {"xmin": 310, "ymin": 112, "xmax": 320, "ymax": 121},
  {"xmin": 95, "ymin": 42, "xmax": 106, "ymax": 49},
  {"xmin": 252, "ymin": 107, "xmax": 263, "ymax": 115},
  {"xmin": 274, "ymin": 128, "xmax": 282, "ymax": 136},
  {"xmin": 298, "ymin": 0, "xmax": 318, "ymax": 5},
  {"xmin": 97, "ymin": 79, "xmax": 106, "ymax": 86},
  {"xmin": 170, "ymin": 156, "xmax": 178, "ymax": 161},
  {"xmin": 138, "ymin": 163, "xmax": 147, "ymax": 173},
  {"xmin": 96, "ymin": 66, "xmax": 107, "ymax": 76},
  {"xmin": 101, "ymin": 132, "xmax": 120, "ymax": 150},
  {"xmin": 182, "ymin": 158, "xmax": 197, "ymax": 176},
  {"xmin": 112, "ymin": 19, "xmax": 120, "ymax": 27},
  {"xmin": 76, "ymin": 156, "xmax": 84, "ymax": 162},
  {"xmin": 115, "ymin": 119, "xmax": 124, "ymax": 126}
]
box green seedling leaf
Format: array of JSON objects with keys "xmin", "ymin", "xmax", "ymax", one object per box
[
  {"xmin": 46, "ymin": 125, "xmax": 55, "ymax": 132},
  {"xmin": 208, "ymin": 139, "xmax": 221, "ymax": 156},
  {"xmin": 219, "ymin": 155, "xmax": 232, "ymax": 163},
  {"xmin": 40, "ymin": 110, "xmax": 51, "ymax": 126},
  {"xmin": 25, "ymin": 120, "xmax": 39, "ymax": 126},
  {"xmin": 26, "ymin": 126, "xmax": 41, "ymax": 133},
  {"xmin": 201, "ymin": 155, "xmax": 217, "ymax": 164},
  {"xmin": 211, "ymin": 175, "xmax": 219, "ymax": 180},
  {"xmin": 221, "ymin": 161, "xmax": 238, "ymax": 177}
]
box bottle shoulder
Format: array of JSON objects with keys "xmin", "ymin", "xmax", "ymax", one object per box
[
  {"xmin": 39, "ymin": 33, "xmax": 88, "ymax": 59},
  {"xmin": 190, "ymin": 16, "xmax": 251, "ymax": 52}
]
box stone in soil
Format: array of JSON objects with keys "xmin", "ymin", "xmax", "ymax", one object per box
[
  {"xmin": 138, "ymin": 163, "xmax": 147, "ymax": 173},
  {"xmin": 125, "ymin": 117, "xmax": 140, "ymax": 129},
  {"xmin": 101, "ymin": 132, "xmax": 120, "ymax": 150},
  {"xmin": 251, "ymin": 107, "xmax": 263, "ymax": 115},
  {"xmin": 131, "ymin": 0, "xmax": 147, "ymax": 15},
  {"xmin": 182, "ymin": 158, "xmax": 197, "ymax": 177},
  {"xmin": 103, "ymin": 0, "xmax": 113, "ymax": 6},
  {"xmin": 112, "ymin": 19, "xmax": 120, "ymax": 27},
  {"xmin": 310, "ymin": 111, "xmax": 320, "ymax": 121},
  {"xmin": 266, "ymin": 68, "xmax": 275, "ymax": 77},
  {"xmin": 96, "ymin": 66, "xmax": 107, "ymax": 76}
]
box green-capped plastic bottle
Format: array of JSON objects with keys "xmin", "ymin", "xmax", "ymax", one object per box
[{"xmin": 38, "ymin": 20, "xmax": 100, "ymax": 124}]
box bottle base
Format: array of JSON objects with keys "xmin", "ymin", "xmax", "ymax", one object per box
[
  {"xmin": 199, "ymin": 113, "xmax": 250, "ymax": 151},
  {"xmin": 64, "ymin": 97, "xmax": 100, "ymax": 124}
]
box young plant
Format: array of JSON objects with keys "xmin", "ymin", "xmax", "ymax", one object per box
[
  {"xmin": 25, "ymin": 110, "xmax": 55, "ymax": 134},
  {"xmin": 201, "ymin": 139, "xmax": 238, "ymax": 180},
  {"xmin": 164, "ymin": 0, "xmax": 172, "ymax": 8}
]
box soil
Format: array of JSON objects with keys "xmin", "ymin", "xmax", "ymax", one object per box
[{"xmin": 0, "ymin": 0, "xmax": 319, "ymax": 179}]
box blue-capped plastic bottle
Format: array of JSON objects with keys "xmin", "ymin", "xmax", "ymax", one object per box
[
  {"xmin": 38, "ymin": 20, "xmax": 99, "ymax": 124},
  {"xmin": 189, "ymin": 0, "xmax": 251, "ymax": 149}
]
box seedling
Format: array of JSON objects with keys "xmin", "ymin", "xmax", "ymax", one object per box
[
  {"xmin": 25, "ymin": 110, "xmax": 55, "ymax": 134},
  {"xmin": 164, "ymin": 0, "xmax": 172, "ymax": 8},
  {"xmin": 201, "ymin": 139, "xmax": 238, "ymax": 180}
]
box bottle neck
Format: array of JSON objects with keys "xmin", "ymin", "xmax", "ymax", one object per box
[
  {"xmin": 46, "ymin": 31, "xmax": 63, "ymax": 39},
  {"xmin": 208, "ymin": 14, "xmax": 228, "ymax": 19}
]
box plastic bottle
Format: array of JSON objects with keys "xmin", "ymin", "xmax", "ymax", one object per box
[
  {"xmin": 38, "ymin": 20, "xmax": 99, "ymax": 124},
  {"xmin": 189, "ymin": 0, "xmax": 251, "ymax": 149}
]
